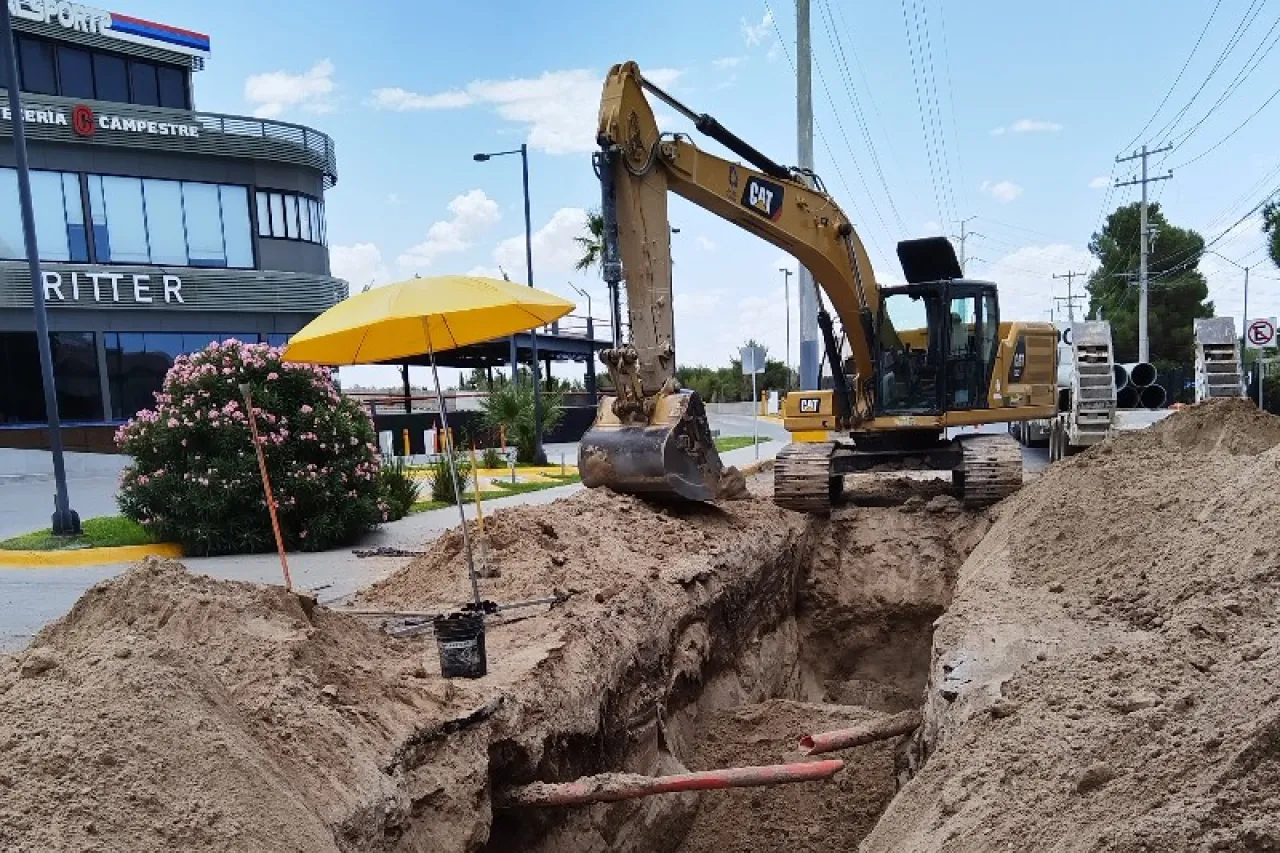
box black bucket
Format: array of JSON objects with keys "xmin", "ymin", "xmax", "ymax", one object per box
[{"xmin": 433, "ymin": 611, "xmax": 487, "ymax": 678}]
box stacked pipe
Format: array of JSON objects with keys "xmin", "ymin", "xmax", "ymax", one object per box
[{"xmin": 1115, "ymin": 362, "xmax": 1166, "ymax": 410}]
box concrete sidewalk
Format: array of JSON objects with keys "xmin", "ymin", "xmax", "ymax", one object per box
[{"xmin": 0, "ymin": 438, "xmax": 780, "ymax": 652}]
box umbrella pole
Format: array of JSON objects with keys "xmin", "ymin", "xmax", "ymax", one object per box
[{"xmin": 428, "ymin": 340, "xmax": 482, "ymax": 608}]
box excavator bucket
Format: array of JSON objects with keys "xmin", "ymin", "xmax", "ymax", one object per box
[{"xmin": 578, "ymin": 390, "xmax": 724, "ymax": 502}]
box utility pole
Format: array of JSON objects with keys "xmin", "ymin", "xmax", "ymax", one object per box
[
  {"xmin": 796, "ymin": 0, "xmax": 819, "ymax": 390},
  {"xmin": 779, "ymin": 267, "xmax": 794, "ymax": 388},
  {"xmin": 1052, "ymin": 270, "xmax": 1086, "ymax": 323},
  {"xmin": 951, "ymin": 216, "xmax": 979, "ymax": 275},
  {"xmin": 1115, "ymin": 144, "xmax": 1172, "ymax": 362}
]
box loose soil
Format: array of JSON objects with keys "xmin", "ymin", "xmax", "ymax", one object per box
[
  {"xmin": 8, "ymin": 399, "xmax": 1273, "ymax": 853},
  {"xmin": 864, "ymin": 399, "xmax": 1280, "ymax": 852}
]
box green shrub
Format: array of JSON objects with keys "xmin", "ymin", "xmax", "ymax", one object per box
[
  {"xmin": 115, "ymin": 339, "xmax": 386, "ymax": 555},
  {"xmin": 428, "ymin": 453, "xmax": 471, "ymax": 504},
  {"xmin": 480, "ymin": 382, "xmax": 563, "ymax": 464},
  {"xmin": 481, "ymin": 447, "xmax": 503, "ymax": 469},
  {"xmin": 378, "ymin": 456, "xmax": 421, "ymax": 521}
]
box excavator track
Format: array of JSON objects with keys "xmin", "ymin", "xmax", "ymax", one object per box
[
  {"xmin": 954, "ymin": 433, "xmax": 1023, "ymax": 506},
  {"xmin": 773, "ymin": 442, "xmax": 839, "ymax": 514}
]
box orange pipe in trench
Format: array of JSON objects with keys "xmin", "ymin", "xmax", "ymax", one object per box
[
  {"xmin": 496, "ymin": 760, "xmax": 844, "ymax": 808},
  {"xmin": 798, "ymin": 710, "xmax": 922, "ymax": 756}
]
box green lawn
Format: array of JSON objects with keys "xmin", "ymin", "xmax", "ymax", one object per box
[
  {"xmin": 488, "ymin": 473, "xmax": 582, "ymax": 495},
  {"xmin": 715, "ymin": 435, "xmax": 769, "ymax": 453},
  {"xmin": 0, "ymin": 516, "xmax": 154, "ymax": 551}
]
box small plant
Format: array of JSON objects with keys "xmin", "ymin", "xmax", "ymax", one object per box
[
  {"xmin": 480, "ymin": 382, "xmax": 563, "ymax": 464},
  {"xmin": 428, "ymin": 453, "xmax": 472, "ymax": 504},
  {"xmin": 481, "ymin": 447, "xmax": 503, "ymax": 469},
  {"xmin": 378, "ymin": 457, "xmax": 421, "ymax": 521}
]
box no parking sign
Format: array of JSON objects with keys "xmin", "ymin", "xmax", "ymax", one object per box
[{"xmin": 1246, "ymin": 318, "xmax": 1277, "ymax": 350}]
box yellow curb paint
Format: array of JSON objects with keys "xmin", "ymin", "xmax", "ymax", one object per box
[{"xmin": 0, "ymin": 542, "xmax": 183, "ymax": 568}]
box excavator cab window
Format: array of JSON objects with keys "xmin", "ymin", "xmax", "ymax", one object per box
[
  {"xmin": 876, "ymin": 282, "xmax": 1000, "ymax": 415},
  {"xmin": 877, "ymin": 288, "xmax": 946, "ymax": 414}
]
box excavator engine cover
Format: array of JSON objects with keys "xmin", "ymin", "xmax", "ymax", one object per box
[{"xmin": 578, "ymin": 390, "xmax": 723, "ymax": 502}]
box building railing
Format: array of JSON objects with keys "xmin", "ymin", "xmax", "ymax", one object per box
[
  {"xmin": 0, "ymin": 91, "xmax": 338, "ymax": 187},
  {"xmin": 536, "ymin": 313, "xmax": 610, "ymax": 341}
]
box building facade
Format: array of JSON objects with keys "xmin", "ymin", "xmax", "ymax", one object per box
[{"xmin": 0, "ymin": 3, "xmax": 345, "ymax": 449}]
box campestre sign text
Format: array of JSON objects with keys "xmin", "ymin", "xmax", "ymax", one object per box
[{"xmin": 1, "ymin": 104, "xmax": 200, "ymax": 138}]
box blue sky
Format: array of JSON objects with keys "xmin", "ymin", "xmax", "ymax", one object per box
[{"xmin": 126, "ymin": 0, "xmax": 1280, "ymax": 383}]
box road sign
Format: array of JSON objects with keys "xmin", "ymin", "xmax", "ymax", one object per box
[
  {"xmin": 740, "ymin": 345, "xmax": 766, "ymax": 375},
  {"xmin": 1246, "ymin": 317, "xmax": 1277, "ymax": 350}
]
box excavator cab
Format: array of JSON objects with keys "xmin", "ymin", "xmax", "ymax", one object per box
[{"xmin": 874, "ymin": 238, "xmax": 1000, "ymax": 416}]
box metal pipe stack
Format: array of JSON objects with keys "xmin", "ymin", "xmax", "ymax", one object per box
[{"xmin": 1116, "ymin": 361, "xmax": 1164, "ymax": 410}]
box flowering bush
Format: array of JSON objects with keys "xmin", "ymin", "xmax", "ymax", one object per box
[{"xmin": 115, "ymin": 339, "xmax": 388, "ymax": 555}]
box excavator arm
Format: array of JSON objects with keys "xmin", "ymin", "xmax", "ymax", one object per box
[{"xmin": 579, "ymin": 61, "xmax": 880, "ymax": 501}]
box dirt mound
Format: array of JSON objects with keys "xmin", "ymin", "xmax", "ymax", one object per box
[
  {"xmin": 0, "ymin": 558, "xmax": 490, "ymax": 853},
  {"xmin": 360, "ymin": 487, "xmax": 782, "ymax": 610},
  {"xmin": 863, "ymin": 401, "xmax": 1280, "ymax": 852},
  {"xmin": 1151, "ymin": 397, "xmax": 1280, "ymax": 455}
]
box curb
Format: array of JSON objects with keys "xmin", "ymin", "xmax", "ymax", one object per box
[{"xmin": 0, "ymin": 542, "xmax": 183, "ymax": 568}]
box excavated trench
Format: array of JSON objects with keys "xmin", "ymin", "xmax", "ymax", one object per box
[{"xmin": 483, "ymin": 495, "xmax": 989, "ymax": 853}]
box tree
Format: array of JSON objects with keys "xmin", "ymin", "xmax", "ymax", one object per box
[
  {"xmin": 1264, "ymin": 202, "xmax": 1280, "ymax": 271},
  {"xmin": 574, "ymin": 209, "xmax": 605, "ymax": 273},
  {"xmin": 1086, "ymin": 202, "xmax": 1213, "ymax": 364},
  {"xmin": 675, "ymin": 341, "xmax": 794, "ymax": 402},
  {"xmin": 479, "ymin": 382, "xmax": 564, "ymax": 464}
]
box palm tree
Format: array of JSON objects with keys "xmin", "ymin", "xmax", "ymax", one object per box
[{"xmin": 575, "ymin": 209, "xmax": 604, "ymax": 273}]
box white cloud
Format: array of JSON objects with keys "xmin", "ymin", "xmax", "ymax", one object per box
[
  {"xmin": 991, "ymin": 119, "xmax": 1063, "ymax": 136},
  {"xmin": 980, "ymin": 179, "xmax": 1024, "ymax": 203},
  {"xmin": 741, "ymin": 11, "xmax": 774, "ymax": 46},
  {"xmin": 245, "ymin": 59, "xmax": 335, "ymax": 118},
  {"xmin": 371, "ymin": 87, "xmax": 474, "ymax": 111},
  {"xmin": 923, "ymin": 220, "xmax": 942, "ymax": 234},
  {"xmin": 493, "ymin": 207, "xmax": 590, "ymax": 276},
  {"xmin": 970, "ymin": 243, "xmax": 1094, "ymax": 323},
  {"xmin": 466, "ymin": 265, "xmax": 507, "ymax": 280},
  {"xmin": 369, "ymin": 68, "xmax": 682, "ymax": 155},
  {"xmin": 713, "ymin": 56, "xmax": 747, "ymax": 69},
  {"xmin": 398, "ymin": 189, "xmax": 501, "ymax": 270},
  {"xmin": 674, "ymin": 288, "xmax": 726, "ymax": 315},
  {"xmin": 386, "ymin": 192, "xmax": 401, "ymax": 205},
  {"xmin": 330, "ymin": 243, "xmax": 389, "ymax": 291},
  {"xmin": 695, "ymin": 235, "xmax": 718, "ymax": 252},
  {"xmin": 766, "ymin": 41, "xmax": 783, "ymax": 64},
  {"xmin": 1088, "ymin": 176, "xmax": 1110, "ymax": 190}
]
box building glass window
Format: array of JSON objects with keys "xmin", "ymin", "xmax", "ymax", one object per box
[
  {"xmin": 57, "ymin": 46, "xmax": 95, "ymax": 99},
  {"xmin": 142, "ymin": 179, "xmax": 186, "ymax": 265},
  {"xmin": 219, "ymin": 185, "xmax": 253, "ymax": 268},
  {"xmin": 285, "ymin": 195, "xmax": 300, "ymax": 239},
  {"xmin": 0, "ymin": 332, "xmax": 102, "ymax": 424},
  {"xmin": 18, "ymin": 36, "xmax": 57, "ymax": 95},
  {"xmin": 0, "ymin": 168, "xmax": 86, "ymax": 262},
  {"xmin": 255, "ymin": 190, "xmax": 270, "ymax": 237},
  {"xmin": 93, "ymin": 175, "xmax": 150, "ymax": 263},
  {"xmin": 268, "ymin": 193, "xmax": 285, "ymax": 238},
  {"xmin": 87, "ymin": 175, "xmax": 253, "ymax": 268},
  {"xmin": 156, "ymin": 66, "xmax": 187, "ymax": 109},
  {"xmin": 255, "ymin": 190, "xmax": 326, "ymax": 245},
  {"xmin": 92, "ymin": 53, "xmax": 129, "ymax": 102},
  {"xmin": 129, "ymin": 60, "xmax": 159, "ymax": 106},
  {"xmin": 182, "ymin": 182, "xmax": 225, "ymax": 267},
  {"xmin": 298, "ymin": 197, "xmax": 311, "ymax": 242}
]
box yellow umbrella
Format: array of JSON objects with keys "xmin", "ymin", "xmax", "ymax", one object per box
[
  {"xmin": 282, "ymin": 275, "xmax": 575, "ymax": 365},
  {"xmin": 282, "ymin": 275, "xmax": 576, "ymax": 616}
]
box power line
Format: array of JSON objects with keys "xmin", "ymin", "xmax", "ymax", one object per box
[
  {"xmin": 901, "ymin": 0, "xmax": 947, "ymax": 226},
  {"xmin": 1152, "ymin": 0, "xmax": 1268, "ymax": 144},
  {"xmin": 1052, "ymin": 270, "xmax": 1087, "ymax": 322},
  {"xmin": 816, "ymin": 0, "xmax": 907, "ymax": 232},
  {"xmin": 1122, "ymin": 0, "xmax": 1225, "ymax": 152},
  {"xmin": 915, "ymin": 0, "xmax": 958, "ymax": 224}
]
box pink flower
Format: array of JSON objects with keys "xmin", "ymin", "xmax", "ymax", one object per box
[
  {"xmin": 266, "ymin": 372, "xmax": 279, "ymax": 381},
  {"xmin": 300, "ymin": 404, "xmax": 313, "ymax": 415},
  {"xmin": 167, "ymin": 418, "xmax": 179, "ymax": 428}
]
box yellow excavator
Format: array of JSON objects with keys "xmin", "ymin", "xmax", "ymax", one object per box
[{"xmin": 578, "ymin": 62, "xmax": 1058, "ymax": 513}]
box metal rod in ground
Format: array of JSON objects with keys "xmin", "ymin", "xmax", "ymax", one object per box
[
  {"xmin": 428, "ymin": 338, "xmax": 482, "ymax": 609},
  {"xmin": 798, "ymin": 710, "xmax": 922, "ymax": 756},
  {"xmin": 496, "ymin": 760, "xmax": 844, "ymax": 808}
]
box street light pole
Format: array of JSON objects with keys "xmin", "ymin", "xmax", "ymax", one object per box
[
  {"xmin": 475, "ymin": 145, "xmax": 545, "ymax": 463},
  {"xmin": 0, "ymin": 3, "xmax": 78, "ymax": 534},
  {"xmin": 568, "ymin": 282, "xmax": 596, "ymax": 402}
]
